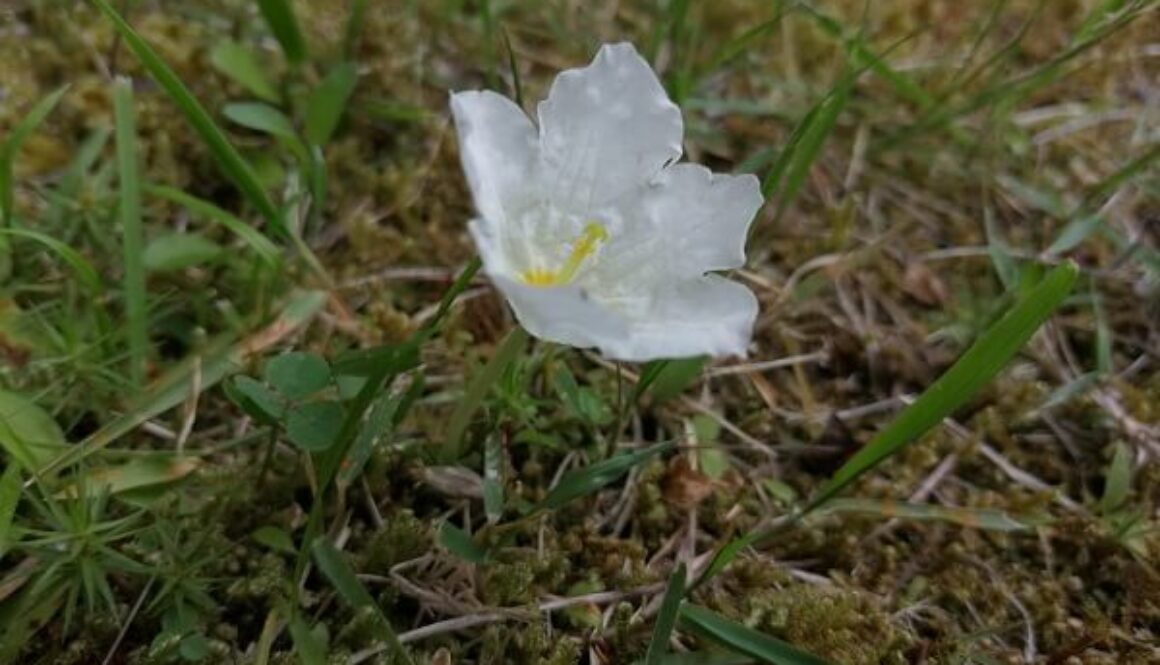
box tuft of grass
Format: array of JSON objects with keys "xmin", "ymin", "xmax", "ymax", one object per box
[
  {"xmin": 0, "ymin": 86, "xmax": 69, "ymax": 225},
  {"xmin": 93, "ymin": 0, "xmax": 285, "ymax": 238}
]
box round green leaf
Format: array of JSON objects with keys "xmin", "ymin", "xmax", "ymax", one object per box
[
  {"xmin": 0, "ymin": 390, "xmax": 66, "ymax": 469},
  {"xmin": 264, "ymin": 352, "xmax": 331, "ymax": 399},
  {"xmin": 143, "ymin": 232, "xmax": 223, "ymax": 272},
  {"xmin": 225, "ymin": 376, "xmax": 287, "ymax": 425},
  {"xmin": 285, "ymin": 400, "xmax": 345, "ymax": 451}
]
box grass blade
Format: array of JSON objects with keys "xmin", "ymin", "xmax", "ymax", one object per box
[
  {"xmin": 533, "ymin": 441, "xmax": 673, "ymax": 513},
  {"xmin": 33, "ymin": 290, "xmax": 327, "ymax": 477},
  {"xmin": 304, "ymin": 63, "xmax": 359, "ymax": 146},
  {"xmin": 209, "ymin": 40, "xmax": 281, "ymax": 103},
  {"xmin": 257, "ymin": 0, "xmax": 307, "ymax": 64},
  {"xmin": 1071, "ymin": 142, "xmax": 1160, "ymax": 219},
  {"xmin": 310, "ymin": 538, "xmax": 412, "ymax": 665},
  {"xmin": 336, "ymin": 390, "xmax": 404, "ymax": 490},
  {"xmin": 0, "ymin": 462, "xmax": 22, "ymax": 557},
  {"xmin": 816, "ymin": 498, "xmax": 1045, "ymax": 532},
  {"xmin": 645, "ymin": 563, "xmax": 687, "ymax": 665},
  {"xmin": 650, "ymin": 653, "xmax": 753, "ymax": 665},
  {"xmin": 761, "ymin": 75, "xmax": 851, "ymax": 215},
  {"xmin": 483, "ymin": 433, "xmax": 504, "ymax": 522},
  {"xmin": 442, "ymin": 326, "xmax": 529, "ymax": 461},
  {"xmin": 113, "ymin": 77, "xmax": 148, "ymax": 389},
  {"xmin": 222, "ymin": 102, "xmax": 300, "ymax": 143},
  {"xmin": 680, "ymin": 604, "xmax": 833, "ymax": 665},
  {"xmin": 798, "ymin": 3, "xmax": 933, "ymax": 108},
  {"xmin": 0, "ymin": 228, "xmax": 102, "ymax": 292},
  {"xmin": 93, "ymin": 0, "xmax": 286, "ymax": 238},
  {"xmin": 438, "ymin": 522, "xmax": 490, "ymax": 564},
  {"xmin": 1098, "ymin": 441, "xmax": 1132, "ymax": 514},
  {"xmin": 696, "ymin": 262, "xmax": 1078, "ymax": 588},
  {"xmin": 297, "ymin": 259, "xmax": 481, "ymax": 582},
  {"xmin": 0, "ymin": 85, "xmax": 68, "ymax": 223},
  {"xmin": 342, "ymin": 0, "xmax": 370, "ymax": 59},
  {"xmin": 144, "ymin": 184, "xmax": 281, "ymax": 267},
  {"xmin": 286, "ymin": 612, "xmax": 326, "ymax": 665},
  {"xmin": 806, "ymin": 261, "xmax": 1078, "ymax": 511},
  {"xmin": 502, "ymin": 29, "xmax": 524, "ymax": 108}
]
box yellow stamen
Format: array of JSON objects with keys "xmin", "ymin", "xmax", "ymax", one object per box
[
  {"xmin": 520, "ymin": 222, "xmax": 608, "ymax": 287},
  {"xmin": 521, "ymin": 268, "xmax": 558, "ymax": 286}
]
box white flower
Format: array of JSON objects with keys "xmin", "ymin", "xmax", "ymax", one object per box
[{"xmin": 451, "ymin": 42, "xmax": 763, "ymax": 361}]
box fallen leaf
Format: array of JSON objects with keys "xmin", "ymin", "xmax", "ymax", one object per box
[
  {"xmin": 903, "ymin": 260, "xmax": 950, "ymax": 306},
  {"xmin": 662, "ymin": 457, "xmax": 715, "ymax": 509}
]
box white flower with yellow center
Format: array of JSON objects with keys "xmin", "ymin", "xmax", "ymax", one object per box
[{"xmin": 451, "ymin": 42, "xmax": 763, "ymax": 361}]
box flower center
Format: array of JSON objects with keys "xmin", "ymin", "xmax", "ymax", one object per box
[{"xmin": 520, "ymin": 222, "xmax": 608, "ymax": 287}]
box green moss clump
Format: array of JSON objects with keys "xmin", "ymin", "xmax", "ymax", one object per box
[
  {"xmin": 759, "ymin": 585, "xmax": 908, "ymax": 665},
  {"xmin": 478, "ymin": 624, "xmax": 582, "ymax": 664},
  {"xmin": 361, "ymin": 511, "xmax": 432, "ymax": 573}
]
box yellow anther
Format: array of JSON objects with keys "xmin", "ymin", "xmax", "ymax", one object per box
[
  {"xmin": 520, "ymin": 222, "xmax": 608, "ymax": 287},
  {"xmin": 557, "ymin": 222, "xmax": 608, "ymax": 283},
  {"xmin": 520, "ymin": 268, "xmax": 558, "ymax": 286}
]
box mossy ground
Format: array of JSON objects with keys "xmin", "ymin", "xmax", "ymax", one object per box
[{"xmin": 1, "ymin": 1, "xmax": 1158, "ymax": 663}]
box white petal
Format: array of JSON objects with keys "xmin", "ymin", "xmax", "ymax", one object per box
[
  {"xmin": 450, "ymin": 90, "xmax": 539, "ymax": 224},
  {"xmin": 469, "ymin": 217, "xmax": 513, "ymax": 278},
  {"xmin": 537, "ymin": 43, "xmax": 683, "ymax": 212},
  {"xmin": 599, "ymin": 275, "xmax": 758, "ymax": 361},
  {"xmin": 491, "ymin": 275, "xmax": 629, "ymax": 349},
  {"xmin": 594, "ymin": 165, "xmax": 763, "ymax": 289}
]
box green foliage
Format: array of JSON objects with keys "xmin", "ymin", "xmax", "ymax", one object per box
[
  {"xmin": 635, "ymin": 356, "xmax": 706, "ymax": 403},
  {"xmin": 210, "ymin": 40, "xmax": 281, "ymax": 103},
  {"xmin": 761, "ymin": 74, "xmax": 850, "ymax": 216},
  {"xmin": 1098, "ymin": 441, "xmax": 1132, "ymax": 514},
  {"xmin": 553, "ymin": 365, "xmax": 612, "ymax": 425},
  {"xmin": 143, "ymin": 233, "xmax": 224, "ymax": 272},
  {"xmin": 679, "ymin": 605, "xmax": 832, "ymax": 665},
  {"xmin": 808, "ymin": 262, "xmax": 1078, "ymax": 511},
  {"xmin": 226, "ymin": 352, "xmax": 344, "ymax": 452},
  {"xmin": 304, "ymin": 63, "xmax": 359, "ymax": 146},
  {"xmin": 698, "ymin": 262, "xmax": 1078, "ymax": 586},
  {"xmin": 3, "ymin": 2, "xmax": 1156, "ymax": 662},
  {"xmin": 285, "ymin": 400, "xmax": 346, "ymax": 451},
  {"xmin": 0, "ymin": 390, "xmax": 67, "ymax": 469},
  {"xmin": 287, "ymin": 612, "xmax": 327, "ymax": 665},
  {"xmin": 443, "ymin": 326, "xmax": 529, "ymax": 460},
  {"xmin": 113, "ymin": 77, "xmax": 147, "ymax": 388},
  {"xmin": 438, "ymin": 521, "xmax": 490, "ymax": 564},
  {"xmin": 0, "ymin": 85, "xmax": 68, "ymax": 223},
  {"xmin": 532, "ymin": 441, "xmax": 673, "ymax": 513},
  {"xmin": 256, "ymin": 0, "xmax": 307, "ymax": 64},
  {"xmin": 644, "ymin": 563, "xmax": 686, "ymax": 665},
  {"xmin": 93, "ymin": 0, "xmax": 286, "ymax": 237},
  {"xmin": 310, "ymin": 538, "xmax": 411, "ymax": 664},
  {"xmin": 264, "ymin": 352, "xmax": 332, "ymax": 399},
  {"xmin": 0, "ymin": 463, "xmax": 21, "ymax": 557}
]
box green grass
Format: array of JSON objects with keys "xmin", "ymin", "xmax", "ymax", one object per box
[
  {"xmin": 0, "ymin": 1, "xmax": 1157, "ymax": 663},
  {"xmin": 113, "ymin": 77, "xmax": 148, "ymax": 389}
]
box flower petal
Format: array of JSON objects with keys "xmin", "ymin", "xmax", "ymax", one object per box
[
  {"xmin": 537, "ymin": 42, "xmax": 683, "ymax": 212},
  {"xmin": 491, "ymin": 275, "xmax": 629, "ymax": 349},
  {"xmin": 600, "ymin": 275, "xmax": 758, "ymax": 361},
  {"xmin": 592, "ymin": 165, "xmax": 763, "ymax": 289},
  {"xmin": 450, "ymin": 90, "xmax": 539, "ymax": 224}
]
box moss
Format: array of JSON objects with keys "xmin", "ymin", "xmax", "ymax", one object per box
[
  {"xmin": 360, "ymin": 510, "xmax": 432, "ymax": 573},
  {"xmin": 758, "ymin": 585, "xmax": 908, "ymax": 665},
  {"xmin": 477, "ymin": 624, "xmax": 582, "ymax": 664}
]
